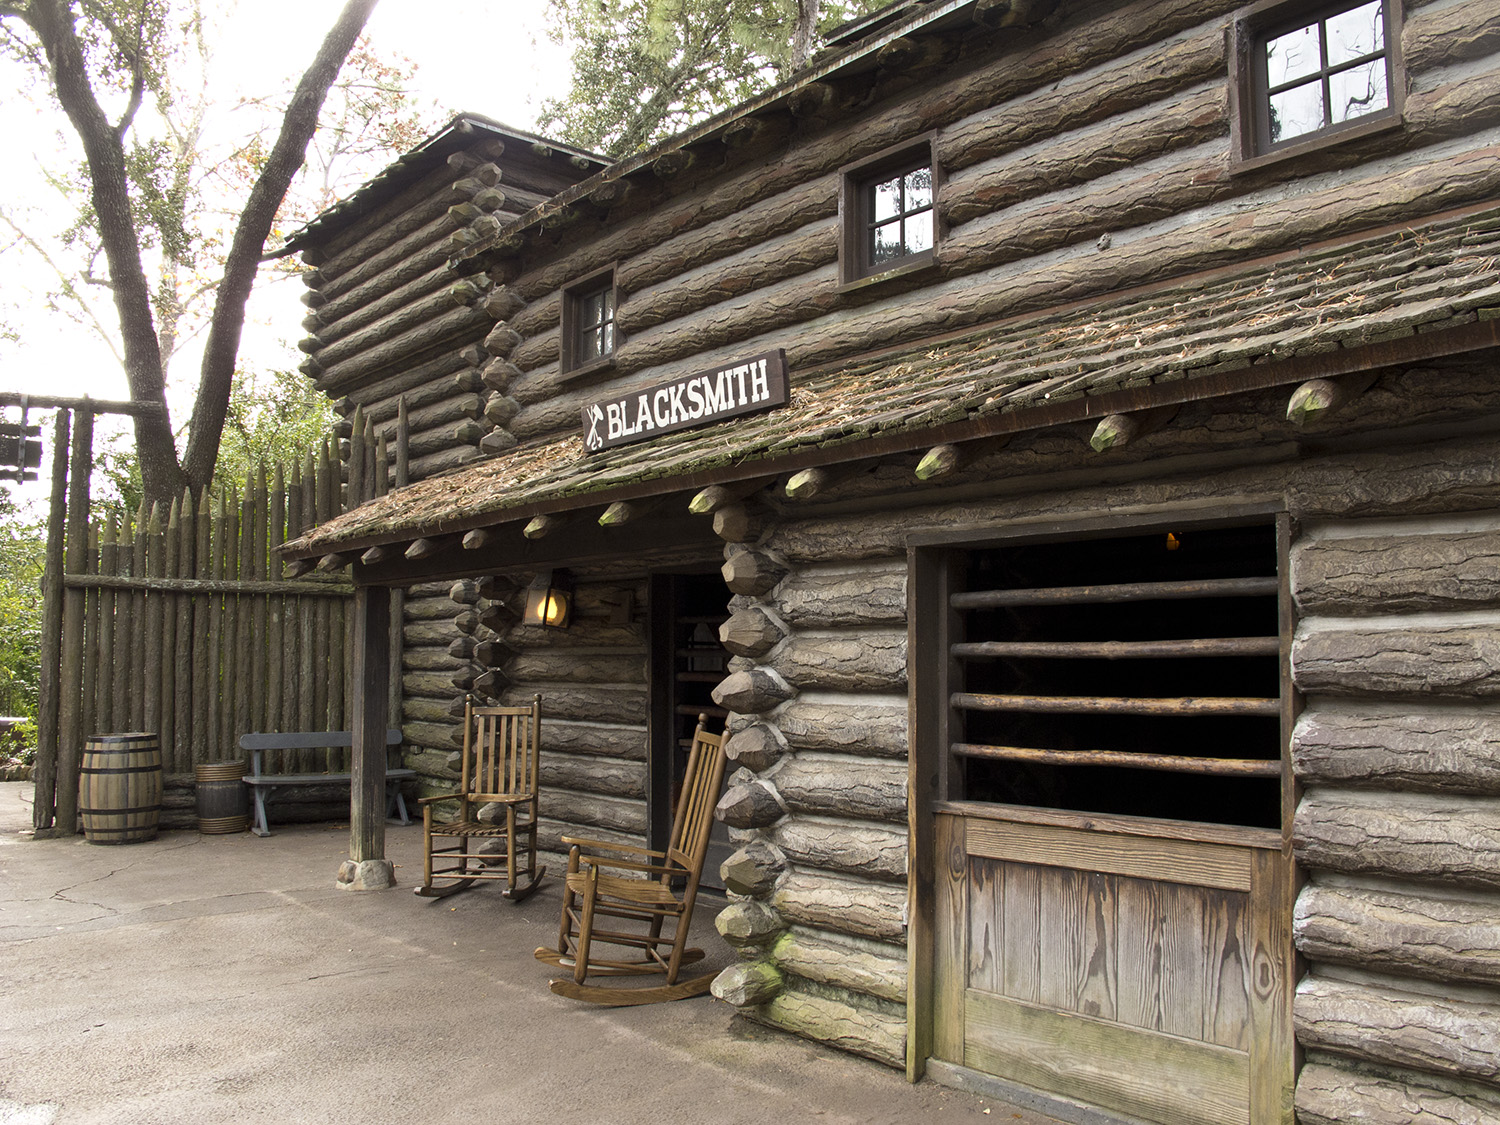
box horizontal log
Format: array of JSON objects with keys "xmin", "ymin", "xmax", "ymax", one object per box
[
  {"xmin": 1294, "ymin": 975, "xmax": 1500, "ymax": 1086},
  {"xmin": 773, "ymin": 695, "xmax": 908, "ymax": 758},
  {"xmin": 614, "ymin": 218, "xmax": 836, "ymax": 338},
  {"xmin": 540, "ymin": 752, "xmax": 645, "ymax": 799},
  {"xmin": 535, "ymin": 820, "xmax": 645, "ymax": 858},
  {"xmin": 772, "ymin": 755, "xmax": 907, "ymax": 824},
  {"xmin": 1294, "ymin": 529, "xmax": 1500, "ymax": 615},
  {"xmin": 770, "ymin": 926, "xmax": 907, "ymax": 1004},
  {"xmin": 404, "ymin": 418, "xmax": 484, "ymax": 459},
  {"xmin": 753, "ymin": 987, "xmax": 905, "ymax": 1069},
  {"xmin": 716, "ymin": 900, "xmax": 786, "ymax": 948},
  {"xmin": 402, "ymin": 720, "xmax": 459, "ymax": 751},
  {"xmin": 720, "ymin": 838, "xmax": 786, "ymax": 896},
  {"xmin": 540, "ymin": 719, "xmax": 647, "ymax": 761},
  {"xmin": 1295, "ymin": 1060, "xmax": 1500, "ymax": 1125},
  {"xmin": 313, "ymin": 263, "xmax": 453, "ymax": 349},
  {"xmin": 953, "ymin": 742, "xmax": 1281, "ymax": 777},
  {"xmin": 406, "ymin": 593, "xmax": 462, "ymax": 620},
  {"xmin": 717, "ymin": 779, "xmax": 786, "ymax": 829},
  {"xmin": 497, "ymin": 684, "xmax": 647, "ymax": 725},
  {"xmin": 713, "ymin": 668, "xmax": 797, "ymax": 715},
  {"xmin": 313, "ymin": 306, "xmax": 489, "ymax": 391},
  {"xmin": 773, "ymin": 868, "xmax": 907, "ymax": 943},
  {"xmin": 724, "ymin": 724, "xmax": 787, "ymax": 772},
  {"xmin": 771, "ymin": 817, "xmax": 908, "ymax": 883},
  {"xmin": 1294, "ymin": 625, "xmax": 1500, "ymax": 699},
  {"xmin": 953, "ymin": 576, "xmax": 1277, "ymax": 608},
  {"xmin": 402, "ymin": 648, "xmax": 463, "ymax": 673},
  {"xmin": 771, "ymin": 560, "xmax": 907, "ymax": 627},
  {"xmin": 722, "ymin": 550, "xmax": 788, "ymax": 597},
  {"xmin": 1294, "ymin": 883, "xmax": 1500, "ymax": 987},
  {"xmin": 401, "ymin": 695, "xmax": 460, "ymax": 724},
  {"xmin": 333, "ymin": 351, "xmax": 473, "ymax": 412},
  {"xmin": 504, "ymin": 651, "xmax": 646, "ymax": 685},
  {"xmin": 953, "ymin": 691, "xmax": 1279, "ymax": 716},
  {"xmin": 766, "ymin": 629, "xmax": 907, "ymax": 693},
  {"xmin": 312, "ymin": 162, "xmax": 483, "ymax": 275},
  {"xmin": 711, "ymin": 962, "xmax": 785, "ymax": 1007},
  {"xmin": 1294, "ymin": 789, "xmax": 1500, "ymax": 889},
  {"xmin": 62, "ymin": 575, "xmax": 351, "ymax": 597},
  {"xmin": 315, "ymin": 210, "xmax": 461, "ymax": 304},
  {"xmin": 1291, "ymin": 707, "xmax": 1500, "ymax": 794},
  {"xmin": 953, "ymin": 636, "xmax": 1279, "ymax": 660},
  {"xmin": 941, "ymin": 83, "xmax": 1224, "ymax": 227},
  {"xmin": 538, "ymin": 787, "xmax": 647, "ymax": 836},
  {"xmin": 403, "ymin": 670, "xmax": 467, "ymax": 700},
  {"xmin": 404, "ymin": 620, "xmax": 462, "ymax": 647},
  {"xmin": 406, "ymin": 445, "xmax": 483, "ymax": 482},
  {"xmin": 720, "ymin": 607, "xmax": 788, "ymax": 658}
]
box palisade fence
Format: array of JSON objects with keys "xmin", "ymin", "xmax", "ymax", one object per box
[{"xmin": 33, "ymin": 411, "xmax": 402, "ymax": 833}]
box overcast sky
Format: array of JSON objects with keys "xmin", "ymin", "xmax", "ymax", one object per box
[{"xmin": 0, "ymin": 0, "xmax": 576, "ymax": 420}]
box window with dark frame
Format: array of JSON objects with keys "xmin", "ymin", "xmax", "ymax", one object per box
[
  {"xmin": 563, "ymin": 271, "xmax": 617, "ymax": 375},
  {"xmin": 840, "ymin": 139, "xmax": 939, "ymax": 286},
  {"xmin": 1236, "ymin": 0, "xmax": 1401, "ymax": 163}
]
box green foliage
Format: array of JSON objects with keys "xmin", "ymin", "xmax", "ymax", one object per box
[
  {"xmin": 214, "ymin": 365, "xmax": 335, "ymax": 494},
  {"xmin": 539, "ymin": 0, "xmax": 883, "ymax": 157},
  {"xmin": 0, "ymin": 490, "xmax": 45, "ymax": 723}
]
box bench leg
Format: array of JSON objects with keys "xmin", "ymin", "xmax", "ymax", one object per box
[
  {"xmin": 250, "ymin": 786, "xmax": 272, "ymax": 838},
  {"xmin": 385, "ymin": 784, "xmax": 411, "ymax": 827}
]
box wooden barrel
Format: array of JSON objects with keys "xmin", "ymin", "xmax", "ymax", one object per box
[
  {"xmin": 80, "ymin": 733, "xmax": 162, "ymax": 845},
  {"xmin": 195, "ymin": 760, "xmax": 249, "ymax": 834}
]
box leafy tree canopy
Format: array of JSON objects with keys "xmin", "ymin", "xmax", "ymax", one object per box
[
  {"xmin": 0, "ymin": 0, "xmax": 392, "ymax": 504},
  {"xmin": 538, "ymin": 0, "xmax": 885, "ymax": 157}
]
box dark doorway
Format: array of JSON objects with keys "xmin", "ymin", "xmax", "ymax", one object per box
[{"xmin": 648, "ymin": 571, "xmax": 732, "ymax": 889}]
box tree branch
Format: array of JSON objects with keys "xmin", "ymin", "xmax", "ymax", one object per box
[{"xmin": 181, "ymin": 0, "xmax": 379, "ymax": 490}]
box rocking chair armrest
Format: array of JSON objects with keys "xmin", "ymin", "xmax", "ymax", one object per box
[
  {"xmin": 472, "ymin": 792, "xmax": 537, "ymax": 805},
  {"xmin": 416, "ymin": 792, "xmax": 462, "ymax": 806},
  {"xmin": 576, "ymin": 855, "xmax": 684, "ymax": 878},
  {"xmin": 559, "ymin": 836, "xmax": 666, "ymax": 860}
]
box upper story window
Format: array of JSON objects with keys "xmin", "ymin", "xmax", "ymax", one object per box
[
  {"xmin": 1232, "ymin": 0, "xmax": 1403, "ymax": 168},
  {"xmin": 840, "ymin": 137, "xmax": 941, "ymax": 288},
  {"xmin": 562, "ymin": 267, "xmax": 617, "ymax": 377}
]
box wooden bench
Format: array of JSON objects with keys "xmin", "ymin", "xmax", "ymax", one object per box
[{"xmin": 238, "ymin": 730, "xmax": 416, "ymax": 838}]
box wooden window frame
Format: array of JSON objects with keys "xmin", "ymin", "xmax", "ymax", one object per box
[
  {"xmin": 838, "ymin": 134, "xmax": 943, "ymax": 291},
  {"xmin": 560, "ymin": 265, "xmax": 619, "ymax": 381},
  {"xmin": 1229, "ymin": 0, "xmax": 1404, "ymax": 173}
]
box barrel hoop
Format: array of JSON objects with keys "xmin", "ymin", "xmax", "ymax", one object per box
[
  {"xmin": 80, "ymin": 804, "xmax": 163, "ymax": 815},
  {"xmin": 81, "ymin": 765, "xmax": 162, "ymax": 775}
]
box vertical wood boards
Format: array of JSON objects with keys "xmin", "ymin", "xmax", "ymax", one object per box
[
  {"xmin": 33, "ymin": 410, "xmax": 70, "ymax": 830},
  {"xmin": 934, "ymin": 811, "xmax": 1293, "ymax": 1125},
  {"xmin": 349, "ymin": 585, "xmax": 390, "ymax": 863},
  {"xmin": 55, "ymin": 409, "xmax": 92, "ymax": 832}
]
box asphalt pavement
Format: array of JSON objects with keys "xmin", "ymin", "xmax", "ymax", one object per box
[{"xmin": 0, "ymin": 782, "xmax": 1066, "ymax": 1125}]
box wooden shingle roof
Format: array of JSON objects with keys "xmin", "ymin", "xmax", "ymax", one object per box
[{"xmin": 284, "ymin": 202, "xmax": 1500, "ymax": 558}]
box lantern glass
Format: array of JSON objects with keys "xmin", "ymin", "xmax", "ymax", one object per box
[{"xmin": 524, "ymin": 570, "xmax": 573, "ymax": 628}]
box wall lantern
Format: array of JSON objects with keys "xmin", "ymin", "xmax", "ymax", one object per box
[{"xmin": 523, "ymin": 569, "xmax": 574, "ymax": 629}]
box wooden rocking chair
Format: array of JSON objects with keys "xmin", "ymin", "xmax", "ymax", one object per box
[
  {"xmin": 415, "ymin": 694, "xmax": 545, "ymax": 902},
  {"xmin": 535, "ymin": 716, "xmax": 726, "ymax": 1005}
]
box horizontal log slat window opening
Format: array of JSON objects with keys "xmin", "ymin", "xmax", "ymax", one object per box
[
  {"xmin": 838, "ymin": 134, "xmax": 941, "ymax": 288},
  {"xmin": 561, "ymin": 265, "xmax": 618, "ymax": 378},
  {"xmin": 947, "ymin": 522, "xmax": 1284, "ymax": 829},
  {"xmin": 1232, "ymin": 0, "xmax": 1404, "ymax": 167}
]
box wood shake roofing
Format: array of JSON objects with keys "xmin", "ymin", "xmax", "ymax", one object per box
[{"xmin": 284, "ymin": 202, "xmax": 1500, "ymax": 557}]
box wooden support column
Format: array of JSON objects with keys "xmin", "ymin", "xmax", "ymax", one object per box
[
  {"xmin": 32, "ymin": 410, "xmax": 70, "ymax": 832},
  {"xmin": 55, "ymin": 409, "xmax": 92, "ymax": 836},
  {"xmin": 340, "ymin": 584, "xmax": 394, "ymax": 891}
]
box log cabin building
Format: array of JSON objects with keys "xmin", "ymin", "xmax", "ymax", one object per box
[{"xmin": 281, "ymin": 1, "xmax": 1500, "ymax": 1122}]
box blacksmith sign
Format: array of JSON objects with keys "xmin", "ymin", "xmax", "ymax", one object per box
[{"xmin": 581, "ymin": 349, "xmax": 789, "ymax": 452}]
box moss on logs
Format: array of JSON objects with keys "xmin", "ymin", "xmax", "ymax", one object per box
[{"xmin": 752, "ymin": 986, "xmax": 905, "ymax": 1069}]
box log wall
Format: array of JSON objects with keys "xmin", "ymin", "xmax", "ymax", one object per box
[
  {"xmin": 453, "ymin": 0, "xmax": 1500, "ymax": 452},
  {"xmin": 1290, "ymin": 510, "xmax": 1500, "ymax": 1119},
  {"xmin": 709, "ymin": 541, "xmax": 912, "ymax": 1067}
]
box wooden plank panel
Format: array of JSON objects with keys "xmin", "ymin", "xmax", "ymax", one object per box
[
  {"xmin": 965, "ymin": 990, "xmax": 1250, "ymax": 1125},
  {"xmin": 999, "ymin": 861, "xmax": 1040, "ymax": 1004},
  {"xmin": 1037, "ymin": 867, "xmax": 1117, "ymax": 1020},
  {"xmin": 1114, "ymin": 874, "xmax": 1169, "ymax": 1033},
  {"xmin": 1247, "ymin": 847, "xmax": 1296, "ymax": 1124},
  {"xmin": 967, "ymin": 855, "xmax": 1000, "ymax": 993},
  {"xmin": 932, "ymin": 813, "xmax": 967, "ymax": 1065},
  {"xmin": 1162, "ymin": 879, "xmax": 1212, "ymax": 1044},
  {"xmin": 1204, "ymin": 886, "xmax": 1252, "ymax": 1052},
  {"xmin": 967, "ymin": 819, "xmax": 1253, "ymax": 890}
]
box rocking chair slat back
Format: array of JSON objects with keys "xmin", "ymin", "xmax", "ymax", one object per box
[
  {"xmin": 466, "ymin": 696, "xmax": 541, "ymax": 801},
  {"xmin": 666, "ymin": 721, "xmax": 726, "ymax": 874}
]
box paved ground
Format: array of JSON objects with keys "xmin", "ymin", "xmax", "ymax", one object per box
[{"xmin": 0, "ymin": 783, "xmax": 1067, "ymax": 1125}]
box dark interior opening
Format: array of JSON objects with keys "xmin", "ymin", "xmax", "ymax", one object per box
[{"xmin": 957, "ymin": 523, "xmax": 1282, "ymax": 829}]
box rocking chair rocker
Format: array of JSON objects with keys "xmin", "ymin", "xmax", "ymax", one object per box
[
  {"xmin": 535, "ymin": 715, "xmax": 726, "ymax": 1006},
  {"xmin": 415, "ymin": 694, "xmax": 545, "ymax": 902}
]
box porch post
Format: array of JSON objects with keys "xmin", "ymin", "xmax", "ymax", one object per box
[{"xmin": 338, "ymin": 583, "xmax": 393, "ymax": 891}]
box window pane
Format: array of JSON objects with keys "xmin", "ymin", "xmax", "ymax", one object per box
[
  {"xmin": 578, "ymin": 327, "xmax": 600, "ymax": 363},
  {"xmin": 905, "ymin": 167, "xmax": 933, "ymax": 210},
  {"xmin": 1265, "ymin": 22, "xmax": 1322, "ymax": 88},
  {"xmin": 1269, "ymin": 81, "xmax": 1325, "ymax": 143},
  {"xmin": 1330, "ymin": 58, "xmax": 1388, "ymax": 123},
  {"xmin": 872, "ymin": 176, "xmax": 903, "ymax": 222},
  {"xmin": 1326, "ymin": 1, "xmax": 1383, "ymax": 66},
  {"xmin": 905, "ymin": 211, "xmax": 933, "ymax": 255},
  {"xmin": 580, "ymin": 290, "xmax": 604, "ymax": 327},
  {"xmin": 872, "ymin": 219, "xmax": 904, "ymax": 263},
  {"xmin": 600, "ymin": 287, "xmax": 615, "ymax": 320},
  {"xmin": 600, "ymin": 321, "xmax": 615, "ymax": 355}
]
